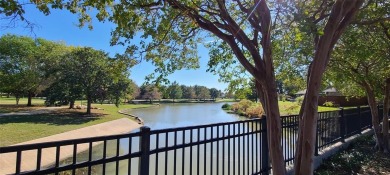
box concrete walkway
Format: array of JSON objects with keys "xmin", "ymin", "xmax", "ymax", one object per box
[{"xmin": 0, "ymin": 118, "xmax": 141, "ymax": 175}]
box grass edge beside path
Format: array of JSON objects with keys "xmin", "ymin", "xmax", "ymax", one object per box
[{"xmin": 0, "ymin": 104, "xmax": 155, "ymax": 147}]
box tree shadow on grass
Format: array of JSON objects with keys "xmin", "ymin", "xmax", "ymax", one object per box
[
  {"xmin": 0, "ymin": 105, "xmax": 45, "ymax": 113},
  {"xmin": 0, "ymin": 111, "xmax": 106, "ymax": 126}
]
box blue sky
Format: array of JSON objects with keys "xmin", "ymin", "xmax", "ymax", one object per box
[{"xmin": 0, "ymin": 5, "xmax": 228, "ymax": 90}]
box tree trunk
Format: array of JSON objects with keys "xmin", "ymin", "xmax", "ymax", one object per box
[
  {"xmin": 293, "ymin": 1, "xmax": 363, "ymax": 173},
  {"xmin": 86, "ymin": 95, "xmax": 92, "ymax": 115},
  {"xmin": 382, "ymin": 78, "xmax": 390, "ymax": 152},
  {"xmin": 363, "ymin": 82, "xmax": 384, "ymax": 151},
  {"xmin": 15, "ymin": 94, "xmax": 20, "ymax": 105},
  {"xmin": 69, "ymin": 100, "xmax": 75, "ymax": 109},
  {"xmin": 256, "ymin": 82, "xmax": 286, "ymax": 175},
  {"xmin": 7, "ymin": 93, "xmax": 10, "ymax": 98},
  {"xmin": 27, "ymin": 91, "xmax": 33, "ymax": 107}
]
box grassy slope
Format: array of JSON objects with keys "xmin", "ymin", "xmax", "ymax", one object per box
[{"xmin": 0, "ymin": 103, "xmax": 153, "ymax": 147}]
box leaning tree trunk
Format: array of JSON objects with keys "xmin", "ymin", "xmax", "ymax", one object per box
[
  {"xmin": 363, "ymin": 82, "xmax": 385, "ymax": 151},
  {"xmin": 256, "ymin": 80, "xmax": 285, "ymax": 175},
  {"xmin": 294, "ymin": 1, "xmax": 363, "ymax": 174},
  {"xmin": 382, "ymin": 78, "xmax": 390, "ymax": 152},
  {"xmin": 294, "ymin": 55, "xmax": 326, "ymax": 175},
  {"xmin": 27, "ymin": 91, "xmax": 33, "ymax": 106}
]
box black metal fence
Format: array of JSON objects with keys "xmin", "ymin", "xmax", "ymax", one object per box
[{"xmin": 0, "ymin": 106, "xmax": 384, "ymax": 175}]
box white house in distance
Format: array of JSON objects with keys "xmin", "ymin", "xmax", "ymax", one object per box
[
  {"xmin": 295, "ymin": 87, "xmax": 342, "ymax": 96},
  {"xmin": 322, "ymin": 87, "xmax": 343, "ymax": 96}
]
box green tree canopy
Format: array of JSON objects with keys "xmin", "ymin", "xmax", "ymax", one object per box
[
  {"xmin": 167, "ymin": 81, "xmax": 182, "ymax": 101},
  {"xmin": 0, "ymin": 34, "xmax": 68, "ymax": 105}
]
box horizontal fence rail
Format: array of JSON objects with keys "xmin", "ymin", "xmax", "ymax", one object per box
[{"xmin": 0, "ymin": 105, "xmax": 386, "ymax": 175}]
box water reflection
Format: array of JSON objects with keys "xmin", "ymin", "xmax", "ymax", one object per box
[{"xmin": 57, "ymin": 103, "xmax": 297, "ymax": 175}]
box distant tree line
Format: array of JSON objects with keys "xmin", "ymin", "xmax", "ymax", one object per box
[{"xmin": 132, "ymin": 81, "xmax": 224, "ymax": 103}]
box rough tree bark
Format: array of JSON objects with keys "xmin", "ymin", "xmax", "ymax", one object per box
[
  {"xmin": 294, "ymin": 1, "xmax": 364, "ymax": 174},
  {"xmin": 363, "ymin": 81, "xmax": 385, "ymax": 151},
  {"xmin": 382, "ymin": 78, "xmax": 390, "ymax": 152}
]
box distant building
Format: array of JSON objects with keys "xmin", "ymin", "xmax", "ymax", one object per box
[
  {"xmin": 295, "ymin": 89, "xmax": 306, "ymax": 96},
  {"xmin": 295, "ymin": 88, "xmax": 342, "ymax": 96},
  {"xmin": 294, "ymin": 87, "xmax": 367, "ymax": 107},
  {"xmin": 322, "ymin": 87, "xmax": 343, "ymax": 96}
]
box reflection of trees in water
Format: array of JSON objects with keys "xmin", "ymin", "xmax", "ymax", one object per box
[
  {"xmin": 54, "ymin": 121, "xmax": 267, "ymax": 175},
  {"xmin": 52, "ymin": 118, "xmax": 336, "ymax": 175},
  {"xmin": 56, "ymin": 139, "xmax": 129, "ymax": 175}
]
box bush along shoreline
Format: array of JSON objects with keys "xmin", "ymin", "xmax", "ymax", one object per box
[
  {"xmin": 221, "ymin": 99, "xmax": 264, "ymax": 118},
  {"xmin": 222, "ymin": 99, "xmax": 339, "ymax": 117}
]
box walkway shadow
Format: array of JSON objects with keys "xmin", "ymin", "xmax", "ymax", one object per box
[{"xmin": 0, "ymin": 110, "xmax": 105, "ymax": 126}]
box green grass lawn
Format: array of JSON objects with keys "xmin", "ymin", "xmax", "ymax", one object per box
[
  {"xmin": 0, "ymin": 103, "xmax": 153, "ymax": 147},
  {"xmin": 0, "ymin": 97, "xmax": 46, "ymax": 105},
  {"xmin": 278, "ymin": 101, "xmax": 338, "ymax": 116},
  {"xmin": 0, "ymin": 97, "xmax": 47, "ymax": 113}
]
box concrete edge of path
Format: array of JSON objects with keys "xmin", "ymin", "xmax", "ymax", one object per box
[
  {"xmin": 118, "ymin": 109, "xmax": 145, "ymax": 125},
  {"xmin": 285, "ymin": 128, "xmax": 374, "ymax": 175},
  {"xmin": 0, "ymin": 117, "xmax": 142, "ymax": 175}
]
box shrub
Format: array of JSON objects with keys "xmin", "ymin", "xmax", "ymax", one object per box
[
  {"xmin": 221, "ymin": 103, "xmax": 231, "ymax": 110},
  {"xmin": 278, "ymin": 94, "xmax": 286, "ymax": 102},
  {"xmin": 238, "ymin": 99, "xmax": 253, "ymax": 111},
  {"xmin": 246, "ymin": 105, "xmax": 264, "ymax": 118},
  {"xmin": 236, "ymin": 109, "xmax": 245, "ymax": 116},
  {"xmin": 323, "ymin": 101, "xmax": 335, "ymax": 107},
  {"xmin": 231, "ymin": 103, "xmax": 240, "ymax": 111}
]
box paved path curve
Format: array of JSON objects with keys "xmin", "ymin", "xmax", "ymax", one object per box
[{"xmin": 0, "ymin": 118, "xmax": 141, "ymax": 174}]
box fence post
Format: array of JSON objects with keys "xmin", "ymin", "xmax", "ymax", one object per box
[
  {"xmin": 357, "ymin": 106, "xmax": 362, "ymax": 133},
  {"xmin": 261, "ymin": 116, "xmax": 270, "ymax": 175},
  {"xmin": 377, "ymin": 105, "xmax": 382, "ymax": 121},
  {"xmin": 339, "ymin": 107, "xmax": 345, "ymax": 142},
  {"xmin": 139, "ymin": 126, "xmax": 151, "ymax": 175},
  {"xmin": 315, "ymin": 126, "xmax": 319, "ymax": 156}
]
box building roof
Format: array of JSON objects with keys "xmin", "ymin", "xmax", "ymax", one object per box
[
  {"xmin": 295, "ymin": 89, "xmax": 306, "ymax": 95},
  {"xmin": 295, "ymin": 87, "xmax": 342, "ymax": 96}
]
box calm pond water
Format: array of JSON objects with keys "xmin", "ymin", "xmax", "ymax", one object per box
[
  {"xmin": 130, "ymin": 102, "xmax": 245, "ymax": 129},
  {"xmin": 58, "ymin": 103, "xmax": 296, "ymax": 175}
]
